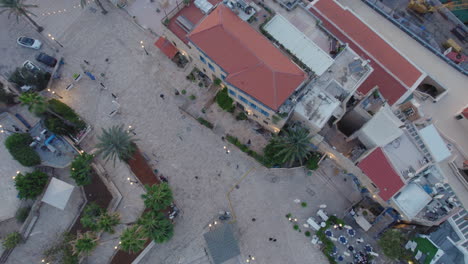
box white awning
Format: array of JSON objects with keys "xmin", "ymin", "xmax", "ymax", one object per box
[
  {"xmin": 41, "ymin": 177, "xmax": 74, "ymax": 210},
  {"xmin": 358, "ymin": 105, "xmax": 404, "ymax": 148},
  {"xmin": 264, "ymin": 15, "xmax": 334, "ymax": 76},
  {"xmin": 393, "ymin": 183, "xmax": 432, "ymax": 219},
  {"xmin": 419, "ymin": 125, "xmax": 451, "ymax": 162}
]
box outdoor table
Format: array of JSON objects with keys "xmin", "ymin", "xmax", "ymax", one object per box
[
  {"xmin": 348, "ymin": 246, "xmax": 354, "ymax": 252},
  {"xmin": 325, "ymin": 229, "xmax": 333, "ymax": 237},
  {"xmin": 337, "ymin": 255, "xmax": 344, "ymax": 262},
  {"xmin": 339, "ymin": 236, "xmax": 347, "ymax": 245},
  {"xmin": 347, "ymin": 229, "xmax": 355, "ymax": 237},
  {"xmin": 365, "ymin": 245, "xmax": 373, "ymax": 252}
]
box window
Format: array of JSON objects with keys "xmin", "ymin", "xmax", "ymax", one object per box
[
  {"xmin": 208, "ymin": 63, "xmax": 215, "ymax": 71},
  {"xmin": 228, "ymin": 89, "xmax": 236, "ymax": 96},
  {"xmin": 200, "ymin": 55, "xmax": 206, "ymax": 64},
  {"xmin": 260, "ymin": 109, "xmax": 269, "ymax": 117},
  {"xmin": 221, "ymin": 74, "xmax": 226, "ymax": 80},
  {"xmin": 239, "ymin": 95, "xmax": 248, "ymax": 104},
  {"xmin": 249, "ymin": 102, "xmax": 258, "ymax": 110}
]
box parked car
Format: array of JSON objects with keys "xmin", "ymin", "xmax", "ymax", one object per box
[
  {"xmin": 22, "ymin": 60, "xmax": 42, "ymax": 75},
  {"xmin": 17, "ymin": 36, "xmax": 42, "ymax": 49},
  {"xmin": 35, "ymin": 52, "xmax": 57, "ymax": 67}
]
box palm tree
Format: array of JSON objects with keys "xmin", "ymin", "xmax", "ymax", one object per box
[
  {"xmin": 80, "ymin": 0, "xmax": 107, "ymax": 14},
  {"xmin": 19, "ymin": 92, "xmax": 47, "ymax": 116},
  {"xmin": 70, "ymin": 231, "xmax": 98, "ymax": 256},
  {"xmin": 95, "ymin": 125, "xmax": 137, "ymax": 164},
  {"xmin": 97, "ymin": 212, "xmax": 120, "ymax": 234},
  {"xmin": 269, "ymin": 126, "xmax": 312, "ymax": 166},
  {"xmin": 119, "ymin": 225, "xmax": 147, "ymax": 254},
  {"xmin": 141, "ymin": 183, "xmax": 173, "ymax": 211},
  {"xmin": 0, "ymin": 0, "xmax": 43, "ymax": 32},
  {"xmin": 138, "ymin": 211, "xmax": 174, "ymax": 243}
]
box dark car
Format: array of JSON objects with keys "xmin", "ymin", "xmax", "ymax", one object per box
[{"xmin": 35, "ymin": 52, "xmax": 57, "ymax": 67}]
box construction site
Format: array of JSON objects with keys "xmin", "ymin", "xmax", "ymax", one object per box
[{"xmin": 368, "ymin": 0, "xmax": 467, "ymax": 71}]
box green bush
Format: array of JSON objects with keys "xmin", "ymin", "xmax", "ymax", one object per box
[
  {"xmin": 80, "ymin": 203, "xmax": 103, "ymax": 231},
  {"xmin": 0, "ymin": 82, "xmax": 16, "ymax": 105},
  {"xmin": 5, "ymin": 133, "xmax": 40, "ymax": 166},
  {"xmin": 15, "ymin": 170, "xmax": 48, "ymax": 199},
  {"xmin": 306, "ymin": 153, "xmax": 321, "ymax": 170},
  {"xmin": 70, "ymin": 153, "xmax": 94, "ymax": 186},
  {"xmin": 189, "ymin": 94, "xmax": 196, "ymax": 100},
  {"xmin": 9, "ymin": 67, "xmax": 51, "ymax": 91},
  {"xmin": 45, "ymin": 116, "xmax": 76, "ymax": 135},
  {"xmin": 263, "ymin": 138, "xmax": 284, "ymax": 167},
  {"xmin": 285, "ymin": 213, "xmax": 292, "ymax": 218},
  {"xmin": 301, "ymin": 202, "xmax": 307, "ymax": 208},
  {"xmin": 213, "ymin": 78, "xmax": 222, "ymax": 86},
  {"xmin": 236, "ymin": 112, "xmax": 248, "ymax": 121},
  {"xmin": 42, "ymin": 233, "xmax": 78, "ymax": 264},
  {"xmin": 181, "ymin": 89, "xmax": 187, "ymax": 95},
  {"xmin": 226, "ymin": 135, "xmax": 268, "ymax": 166},
  {"xmin": 15, "ymin": 206, "xmax": 31, "ymax": 222},
  {"xmin": 2, "ymin": 232, "xmax": 22, "ymax": 249},
  {"xmin": 215, "ymin": 88, "xmax": 234, "ymax": 112},
  {"xmin": 48, "ymin": 99, "xmax": 86, "ymax": 130},
  {"xmin": 305, "ymin": 231, "xmax": 311, "ymax": 237},
  {"xmin": 197, "ymin": 118, "xmax": 214, "ymax": 129},
  {"xmin": 293, "ymin": 224, "xmax": 299, "ymax": 230}
]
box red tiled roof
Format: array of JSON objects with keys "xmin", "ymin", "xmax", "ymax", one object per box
[
  {"xmin": 358, "ymin": 148, "xmax": 405, "ymax": 201},
  {"xmin": 462, "ymin": 107, "xmax": 468, "ymax": 119},
  {"xmin": 310, "ymin": 0, "xmax": 424, "ymax": 105},
  {"xmin": 155, "ymin": 37, "xmax": 178, "ymax": 59},
  {"xmin": 188, "ymin": 5, "xmax": 306, "ymax": 110}
]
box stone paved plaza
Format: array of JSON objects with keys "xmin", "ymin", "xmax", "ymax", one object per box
[{"xmin": 0, "ymin": 1, "xmax": 385, "ymax": 264}]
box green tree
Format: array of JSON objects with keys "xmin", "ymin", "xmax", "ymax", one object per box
[
  {"xmin": 80, "ymin": 0, "xmax": 107, "ymax": 14},
  {"xmin": 378, "ymin": 230, "xmax": 409, "ymax": 260},
  {"xmin": 80, "ymin": 203, "xmax": 103, "ymax": 231},
  {"xmin": 2, "ymin": 232, "xmax": 22, "ymax": 249},
  {"xmin": 70, "ymin": 232, "xmax": 98, "ymax": 256},
  {"xmin": 9, "ymin": 67, "xmax": 51, "ymax": 91},
  {"xmin": 14, "ymin": 170, "xmax": 48, "ymax": 199},
  {"xmin": 141, "ymin": 183, "xmax": 173, "ymax": 211},
  {"xmin": 95, "ymin": 125, "xmax": 137, "ymax": 164},
  {"xmin": 138, "ymin": 211, "xmax": 174, "ymax": 243},
  {"xmin": 0, "ymin": 0, "xmax": 43, "ymax": 32},
  {"xmin": 266, "ymin": 126, "xmax": 312, "ymax": 166},
  {"xmin": 97, "ymin": 212, "xmax": 120, "ymax": 234},
  {"xmin": 70, "ymin": 153, "xmax": 94, "ymax": 186},
  {"xmin": 119, "ymin": 225, "xmax": 147, "ymax": 254},
  {"xmin": 5, "ymin": 133, "xmax": 40, "ymax": 166},
  {"xmin": 215, "ymin": 88, "xmax": 234, "ymax": 112},
  {"xmin": 19, "ymin": 92, "xmax": 47, "ymax": 115}
]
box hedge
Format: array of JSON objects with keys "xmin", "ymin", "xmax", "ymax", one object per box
[
  {"xmin": 15, "ymin": 170, "xmax": 48, "ymax": 199},
  {"xmin": 226, "ymin": 135, "xmax": 269, "ymax": 167},
  {"xmin": 48, "ymin": 99, "xmax": 86, "ymax": 130},
  {"xmin": 5, "ymin": 133, "xmax": 40, "ymax": 166},
  {"xmin": 197, "ymin": 117, "xmax": 214, "ymax": 129},
  {"xmin": 215, "ymin": 88, "xmax": 234, "ymax": 112}
]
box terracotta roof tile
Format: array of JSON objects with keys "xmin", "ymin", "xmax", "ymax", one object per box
[
  {"xmin": 154, "ymin": 37, "xmax": 178, "ymax": 59},
  {"xmin": 188, "ymin": 5, "xmax": 306, "ymax": 110},
  {"xmin": 358, "ymin": 148, "xmax": 405, "ymax": 201}
]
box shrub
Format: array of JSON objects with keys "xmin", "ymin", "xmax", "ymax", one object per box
[
  {"xmin": 293, "ymin": 224, "xmax": 299, "ymax": 230},
  {"xmin": 285, "ymin": 213, "xmax": 292, "ymax": 218},
  {"xmin": 80, "ymin": 203, "xmax": 103, "ymax": 231},
  {"xmin": 236, "ymin": 112, "xmax": 248, "ymax": 121},
  {"xmin": 2, "ymin": 232, "xmax": 22, "ymax": 249},
  {"xmin": 263, "ymin": 138, "xmax": 284, "ymax": 167},
  {"xmin": 226, "ymin": 135, "xmax": 267, "ymax": 166},
  {"xmin": 213, "ymin": 78, "xmax": 222, "ymax": 86},
  {"xmin": 378, "ymin": 230, "xmax": 409, "ymax": 260},
  {"xmin": 215, "ymin": 88, "xmax": 234, "ymax": 112},
  {"xmin": 305, "ymin": 231, "xmax": 311, "ymax": 237},
  {"xmin": 48, "ymin": 99, "xmax": 86, "ymax": 131},
  {"xmin": 189, "ymin": 94, "xmax": 196, "ymax": 100},
  {"xmin": 120, "ymin": 225, "xmax": 147, "ymax": 253},
  {"xmin": 97, "ymin": 212, "xmax": 120, "ymax": 234},
  {"xmin": 306, "ymin": 152, "xmax": 321, "ymax": 170},
  {"xmin": 181, "ymin": 89, "xmax": 187, "ymax": 95},
  {"xmin": 15, "ymin": 170, "xmax": 48, "ymax": 199},
  {"xmin": 15, "ymin": 206, "xmax": 31, "ymax": 222},
  {"xmin": 70, "ymin": 232, "xmax": 98, "ymax": 256},
  {"xmin": 44, "ymin": 116, "xmax": 76, "ymax": 135},
  {"xmin": 70, "ymin": 153, "xmax": 94, "ymax": 186},
  {"xmin": 301, "ymin": 202, "xmax": 307, "ymax": 208},
  {"xmin": 197, "ymin": 117, "xmax": 214, "ymax": 129},
  {"xmin": 9, "ymin": 67, "xmax": 51, "ymax": 91},
  {"xmin": 42, "ymin": 233, "xmax": 78, "ymax": 264},
  {"xmin": 5, "ymin": 133, "xmax": 40, "ymax": 166}
]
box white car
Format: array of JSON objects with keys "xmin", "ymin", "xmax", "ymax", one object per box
[
  {"xmin": 23, "ymin": 60, "xmax": 42, "ymax": 75},
  {"xmin": 17, "ymin": 36, "xmax": 42, "ymax": 49}
]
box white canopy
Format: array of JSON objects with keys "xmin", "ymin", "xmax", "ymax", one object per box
[
  {"xmin": 419, "ymin": 124, "xmax": 451, "ymax": 162},
  {"xmin": 264, "ymin": 15, "xmax": 334, "ymax": 76},
  {"xmin": 41, "ymin": 177, "xmax": 74, "ymax": 210},
  {"xmin": 394, "ymin": 183, "xmax": 432, "ymax": 219}
]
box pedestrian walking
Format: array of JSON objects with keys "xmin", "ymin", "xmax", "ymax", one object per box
[
  {"xmin": 83, "ymin": 60, "xmax": 90, "ymax": 65},
  {"xmin": 111, "ymin": 93, "xmax": 117, "ymax": 99},
  {"xmin": 100, "ymin": 83, "xmax": 106, "ymax": 88},
  {"xmin": 160, "ymin": 94, "xmax": 165, "ymax": 100}
]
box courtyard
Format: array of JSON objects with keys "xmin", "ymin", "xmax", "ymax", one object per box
[{"xmin": 0, "ymin": 1, "xmax": 391, "ymax": 264}]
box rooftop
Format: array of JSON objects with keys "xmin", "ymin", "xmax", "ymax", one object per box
[
  {"xmin": 188, "ymin": 4, "xmax": 307, "ymax": 110},
  {"xmin": 358, "ymin": 147, "xmax": 405, "ymax": 201},
  {"xmin": 394, "ymin": 183, "xmax": 432, "ymax": 219},
  {"xmin": 309, "ymin": 0, "xmax": 425, "ymax": 105}
]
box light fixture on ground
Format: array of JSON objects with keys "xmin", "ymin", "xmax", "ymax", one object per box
[
  {"xmin": 127, "ymin": 177, "xmax": 137, "ymax": 185},
  {"xmin": 47, "ymin": 88, "xmax": 63, "ymax": 99}
]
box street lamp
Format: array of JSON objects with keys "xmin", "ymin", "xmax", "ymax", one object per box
[
  {"xmin": 47, "ymin": 88, "xmax": 63, "ymax": 99},
  {"xmin": 47, "ymin": 33, "xmax": 64, "ymax": 48},
  {"xmin": 140, "ymin": 40, "xmax": 149, "ymax": 55}
]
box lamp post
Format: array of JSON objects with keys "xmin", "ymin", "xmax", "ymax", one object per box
[
  {"xmin": 140, "ymin": 41, "xmax": 149, "ymax": 55},
  {"xmin": 48, "ymin": 33, "xmax": 64, "ymax": 48},
  {"xmin": 47, "ymin": 89, "xmax": 63, "ymax": 99}
]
